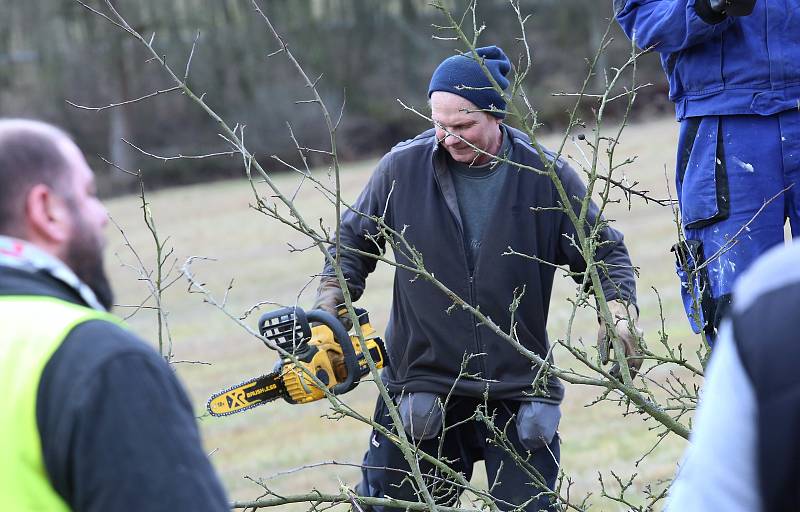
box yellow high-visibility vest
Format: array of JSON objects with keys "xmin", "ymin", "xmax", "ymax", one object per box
[{"xmin": 0, "ymin": 295, "xmax": 122, "ymax": 511}]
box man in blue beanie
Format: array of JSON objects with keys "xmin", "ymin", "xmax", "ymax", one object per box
[
  {"xmin": 616, "ymin": 0, "xmax": 800, "ymax": 343},
  {"xmin": 314, "ymin": 46, "xmax": 642, "ymax": 511}
]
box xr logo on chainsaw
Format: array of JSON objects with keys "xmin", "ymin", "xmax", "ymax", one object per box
[{"xmin": 225, "ymin": 391, "xmax": 246, "ymax": 409}]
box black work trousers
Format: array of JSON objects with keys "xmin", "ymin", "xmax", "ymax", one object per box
[{"xmin": 357, "ymin": 395, "xmax": 560, "ymax": 511}]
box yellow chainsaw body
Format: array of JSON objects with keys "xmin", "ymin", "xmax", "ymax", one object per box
[{"xmin": 281, "ymin": 320, "xmax": 384, "ymax": 404}]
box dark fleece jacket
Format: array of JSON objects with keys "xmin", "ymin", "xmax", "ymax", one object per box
[{"xmin": 324, "ymin": 125, "xmax": 636, "ymax": 403}]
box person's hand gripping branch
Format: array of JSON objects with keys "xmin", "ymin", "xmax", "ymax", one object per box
[{"xmin": 597, "ymin": 300, "xmax": 644, "ymax": 381}]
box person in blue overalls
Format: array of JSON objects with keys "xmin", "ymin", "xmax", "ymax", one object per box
[{"xmin": 616, "ymin": 0, "xmax": 800, "ymax": 341}]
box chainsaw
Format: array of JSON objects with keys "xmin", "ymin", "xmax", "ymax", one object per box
[{"xmin": 207, "ymin": 306, "xmax": 386, "ymax": 417}]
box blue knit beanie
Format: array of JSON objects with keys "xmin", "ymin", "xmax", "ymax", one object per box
[{"xmin": 428, "ymin": 46, "xmax": 511, "ymax": 119}]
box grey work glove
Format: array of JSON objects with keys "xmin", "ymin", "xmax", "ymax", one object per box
[
  {"xmin": 516, "ymin": 401, "xmax": 561, "ymax": 452},
  {"xmin": 597, "ymin": 300, "xmax": 644, "ymax": 380},
  {"xmin": 398, "ymin": 392, "xmax": 444, "ymax": 441},
  {"xmin": 708, "ymin": 0, "xmax": 756, "ymax": 16},
  {"xmin": 312, "ymin": 276, "xmax": 353, "ymax": 331}
]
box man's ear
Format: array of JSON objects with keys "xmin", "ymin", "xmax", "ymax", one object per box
[{"xmin": 25, "ymin": 184, "xmax": 72, "ymax": 246}]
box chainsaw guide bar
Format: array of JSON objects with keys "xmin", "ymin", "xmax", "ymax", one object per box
[{"xmin": 206, "ymin": 372, "xmax": 285, "ymax": 417}]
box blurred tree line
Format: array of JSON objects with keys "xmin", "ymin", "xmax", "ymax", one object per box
[{"xmin": 0, "ymin": 0, "xmax": 670, "ymax": 195}]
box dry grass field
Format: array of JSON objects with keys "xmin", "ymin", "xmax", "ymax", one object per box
[{"xmin": 104, "ymin": 115, "xmax": 699, "ymax": 510}]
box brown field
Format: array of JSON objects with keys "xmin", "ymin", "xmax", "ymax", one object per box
[{"xmin": 104, "ymin": 115, "xmax": 698, "ymax": 510}]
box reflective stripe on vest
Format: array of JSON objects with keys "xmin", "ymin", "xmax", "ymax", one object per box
[{"xmin": 0, "ymin": 296, "xmax": 122, "ymax": 511}]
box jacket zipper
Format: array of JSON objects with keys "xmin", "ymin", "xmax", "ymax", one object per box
[
  {"xmin": 467, "ymin": 273, "xmax": 486, "ymax": 377},
  {"xmin": 431, "ymin": 151, "xmax": 486, "ymax": 378}
]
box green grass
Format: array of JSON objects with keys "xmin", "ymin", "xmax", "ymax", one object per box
[{"xmin": 104, "ymin": 116, "xmax": 698, "ymax": 510}]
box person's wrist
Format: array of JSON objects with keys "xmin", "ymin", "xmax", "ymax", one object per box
[
  {"xmin": 608, "ymin": 300, "xmax": 637, "ymax": 324},
  {"xmin": 695, "ymin": 0, "xmax": 729, "ymax": 24}
]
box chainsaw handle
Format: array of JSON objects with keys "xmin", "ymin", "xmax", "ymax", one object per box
[
  {"xmin": 353, "ymin": 307, "xmax": 369, "ymax": 326},
  {"xmin": 305, "ymin": 309, "xmax": 359, "ymax": 395}
]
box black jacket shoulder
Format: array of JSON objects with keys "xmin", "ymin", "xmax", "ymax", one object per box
[
  {"xmin": 0, "ymin": 266, "xmax": 228, "ymax": 511},
  {"xmin": 37, "ymin": 317, "xmax": 230, "ymax": 511}
]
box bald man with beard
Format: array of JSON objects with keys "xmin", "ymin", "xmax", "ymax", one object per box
[{"xmin": 0, "ymin": 119, "xmax": 228, "ymax": 511}]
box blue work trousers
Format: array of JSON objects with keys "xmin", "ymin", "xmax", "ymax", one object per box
[
  {"xmin": 674, "ymin": 110, "xmax": 800, "ymax": 338},
  {"xmin": 356, "ymin": 395, "xmax": 560, "ymax": 511}
]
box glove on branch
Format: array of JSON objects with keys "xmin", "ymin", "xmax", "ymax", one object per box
[{"xmin": 597, "ymin": 300, "xmax": 644, "ymax": 380}]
